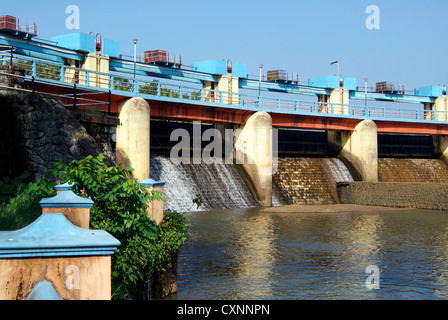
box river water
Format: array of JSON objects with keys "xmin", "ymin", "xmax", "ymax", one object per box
[{"xmin": 172, "ymin": 207, "xmax": 448, "ymax": 300}]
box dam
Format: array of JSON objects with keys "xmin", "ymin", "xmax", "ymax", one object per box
[{"xmin": 148, "ymin": 121, "xmax": 448, "ymax": 213}]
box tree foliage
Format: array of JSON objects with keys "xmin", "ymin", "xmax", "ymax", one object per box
[
  {"xmin": 50, "ymin": 153, "xmax": 186, "ymax": 299},
  {"xmin": 0, "ymin": 172, "xmax": 56, "ymax": 231}
]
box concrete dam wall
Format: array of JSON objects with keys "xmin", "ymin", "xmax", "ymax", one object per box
[
  {"xmin": 378, "ymin": 158, "xmax": 448, "ymax": 183},
  {"xmin": 150, "ymin": 155, "xmax": 448, "ymax": 211},
  {"xmin": 273, "ymin": 157, "xmax": 354, "ymax": 206},
  {"xmin": 149, "ymin": 155, "xmax": 355, "ymax": 212},
  {"xmin": 337, "ymin": 182, "xmax": 448, "ymax": 210},
  {"xmin": 337, "ymin": 158, "xmax": 448, "ymax": 210}
]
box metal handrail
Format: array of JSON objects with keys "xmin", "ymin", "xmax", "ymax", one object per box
[{"xmin": 2, "ymin": 54, "xmax": 448, "ymax": 123}]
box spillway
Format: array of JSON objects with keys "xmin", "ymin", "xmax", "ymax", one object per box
[
  {"xmin": 150, "ymin": 154, "xmax": 259, "ymax": 213},
  {"xmin": 273, "ymin": 157, "xmax": 354, "ymax": 205},
  {"xmin": 378, "ymin": 158, "xmax": 448, "ymax": 183}
]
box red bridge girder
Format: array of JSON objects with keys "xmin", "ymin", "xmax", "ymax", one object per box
[{"xmin": 31, "ymin": 82, "xmax": 448, "ymax": 135}]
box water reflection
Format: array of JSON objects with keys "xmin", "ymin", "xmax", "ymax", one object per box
[
  {"xmin": 232, "ymin": 213, "xmax": 276, "ymax": 299},
  {"xmin": 176, "ymin": 208, "xmax": 448, "ymax": 300}
]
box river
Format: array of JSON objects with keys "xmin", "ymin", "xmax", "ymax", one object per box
[{"xmin": 170, "ymin": 207, "xmax": 448, "ymax": 300}]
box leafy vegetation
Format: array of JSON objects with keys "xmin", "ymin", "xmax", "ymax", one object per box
[
  {"xmin": 0, "ymin": 171, "xmax": 56, "ymax": 231},
  {"xmin": 0, "ymin": 154, "xmax": 187, "ymax": 300},
  {"xmin": 49, "ymin": 153, "xmax": 187, "ymax": 299}
]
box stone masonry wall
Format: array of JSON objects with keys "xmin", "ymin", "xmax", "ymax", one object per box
[
  {"xmin": 0, "ymin": 65, "xmax": 114, "ymax": 180},
  {"xmin": 337, "ymin": 182, "xmax": 448, "ymax": 210}
]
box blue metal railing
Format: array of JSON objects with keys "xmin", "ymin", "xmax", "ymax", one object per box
[{"xmin": 2, "ymin": 53, "xmax": 448, "ymax": 124}]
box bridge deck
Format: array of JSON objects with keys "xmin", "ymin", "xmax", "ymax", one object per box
[{"xmin": 1, "ymin": 53, "xmax": 448, "ymax": 135}]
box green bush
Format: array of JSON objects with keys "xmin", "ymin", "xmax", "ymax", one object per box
[
  {"xmin": 153, "ymin": 209, "xmax": 187, "ymax": 273},
  {"xmin": 50, "ymin": 153, "xmax": 187, "ymax": 299},
  {"xmin": 0, "ymin": 172, "xmax": 56, "ymax": 231},
  {"xmin": 0, "ymin": 154, "xmax": 187, "ymax": 299}
]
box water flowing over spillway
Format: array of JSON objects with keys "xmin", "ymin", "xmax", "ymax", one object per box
[
  {"xmin": 273, "ymin": 157, "xmax": 354, "ymax": 205},
  {"xmin": 150, "ymin": 154, "xmax": 259, "ymax": 213},
  {"xmin": 151, "ymin": 154, "xmax": 356, "ymax": 211},
  {"xmin": 378, "ymin": 158, "xmax": 448, "ymax": 183}
]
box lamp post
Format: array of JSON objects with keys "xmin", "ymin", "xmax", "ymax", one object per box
[
  {"xmin": 331, "ymin": 61, "xmax": 341, "ymax": 88},
  {"xmin": 133, "ymin": 38, "xmax": 138, "ymax": 78},
  {"xmin": 364, "ymin": 78, "xmax": 368, "ymax": 106},
  {"xmin": 259, "ymin": 64, "xmax": 263, "ymax": 96}
]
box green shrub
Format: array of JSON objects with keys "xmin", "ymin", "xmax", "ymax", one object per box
[
  {"xmin": 50, "ymin": 153, "xmax": 187, "ymax": 299},
  {"xmin": 153, "ymin": 209, "xmax": 187, "ymax": 273},
  {"xmin": 0, "ymin": 154, "xmax": 187, "ymax": 299},
  {"xmin": 0, "ymin": 172, "xmax": 56, "ymax": 231}
]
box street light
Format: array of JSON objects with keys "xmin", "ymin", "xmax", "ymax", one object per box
[
  {"xmin": 259, "ymin": 64, "xmax": 263, "ymax": 96},
  {"xmin": 364, "ymin": 78, "xmax": 368, "ymax": 106},
  {"xmin": 133, "ymin": 38, "xmax": 138, "ymax": 78},
  {"xmin": 331, "ymin": 61, "xmax": 341, "ymax": 88}
]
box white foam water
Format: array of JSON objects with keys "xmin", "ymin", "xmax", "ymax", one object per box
[
  {"xmin": 324, "ymin": 158, "xmax": 354, "ymax": 183},
  {"xmin": 150, "ymin": 154, "xmax": 259, "ymax": 213}
]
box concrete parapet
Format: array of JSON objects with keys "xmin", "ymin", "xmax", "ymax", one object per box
[
  {"xmin": 235, "ymin": 111, "xmax": 273, "ymax": 207},
  {"xmin": 116, "ymin": 97, "xmax": 150, "ymax": 181}
]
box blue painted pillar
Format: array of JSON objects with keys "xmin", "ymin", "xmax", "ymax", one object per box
[
  {"xmin": 40, "ymin": 190, "xmax": 94, "ymax": 229},
  {"xmin": 0, "ymin": 214, "xmax": 120, "ymax": 300}
]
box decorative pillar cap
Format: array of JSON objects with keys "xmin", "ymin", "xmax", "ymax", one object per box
[
  {"xmin": 39, "ymin": 190, "xmax": 94, "ymax": 208},
  {"xmin": 0, "ymin": 214, "xmax": 120, "ymax": 258},
  {"xmin": 139, "ymin": 178, "xmax": 166, "ymax": 187},
  {"xmin": 55, "ymin": 182, "xmax": 74, "ymax": 192}
]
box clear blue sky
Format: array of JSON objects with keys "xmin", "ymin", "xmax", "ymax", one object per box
[{"xmin": 2, "ymin": 0, "xmax": 448, "ymax": 91}]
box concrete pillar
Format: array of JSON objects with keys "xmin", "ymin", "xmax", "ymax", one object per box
[
  {"xmin": 116, "ymin": 97, "xmax": 150, "ymax": 181},
  {"xmin": 0, "ymin": 213, "xmax": 120, "ymax": 300},
  {"xmin": 39, "ymin": 190, "xmax": 94, "ymax": 229},
  {"xmin": 140, "ymin": 178, "xmax": 165, "ymax": 226},
  {"xmin": 434, "ymin": 97, "xmax": 448, "ymax": 121},
  {"xmin": 82, "ymin": 54, "xmax": 110, "ymax": 89},
  {"xmin": 204, "ymin": 75, "xmax": 239, "ymax": 105},
  {"xmin": 339, "ymin": 120, "xmax": 378, "ymax": 182},
  {"xmin": 425, "ymin": 97, "xmax": 448, "ymax": 121},
  {"xmin": 65, "ymin": 54, "xmax": 110, "ymax": 89},
  {"xmin": 434, "ymin": 135, "xmax": 448, "ymax": 163},
  {"xmin": 318, "ymin": 89, "xmax": 349, "ymax": 115},
  {"xmin": 234, "ymin": 111, "xmax": 273, "ymax": 207}
]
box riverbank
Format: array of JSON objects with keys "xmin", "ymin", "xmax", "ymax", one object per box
[{"xmin": 262, "ymin": 203, "xmax": 418, "ymax": 214}]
